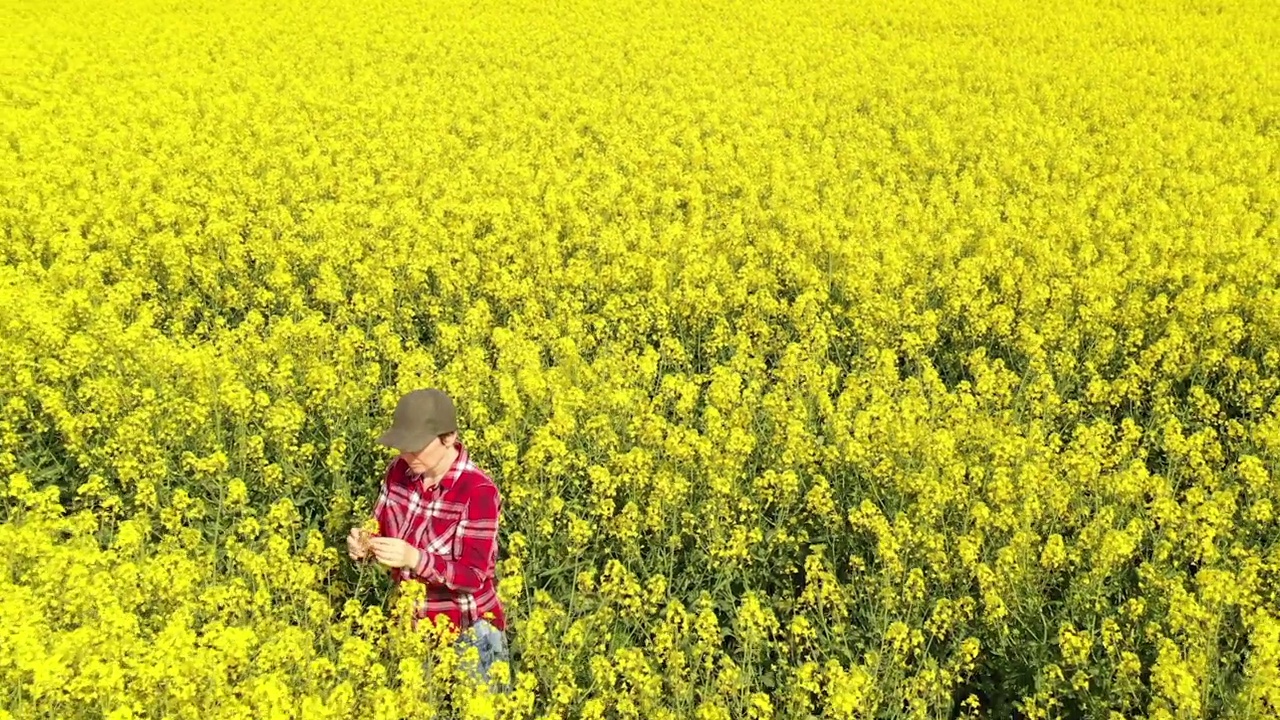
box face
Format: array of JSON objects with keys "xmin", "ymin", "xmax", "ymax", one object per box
[{"xmin": 401, "ymin": 433, "xmax": 455, "ymax": 476}]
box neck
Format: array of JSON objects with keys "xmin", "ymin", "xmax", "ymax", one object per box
[{"xmin": 423, "ymin": 446, "xmax": 459, "ymax": 485}]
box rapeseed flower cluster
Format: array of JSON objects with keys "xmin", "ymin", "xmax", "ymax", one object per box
[{"xmin": 2, "ymin": 0, "xmax": 1279, "ymax": 717}]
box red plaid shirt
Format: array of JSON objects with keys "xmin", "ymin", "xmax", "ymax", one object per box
[{"xmin": 372, "ymin": 440, "xmax": 506, "ymax": 631}]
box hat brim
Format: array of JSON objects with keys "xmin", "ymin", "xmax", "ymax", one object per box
[{"xmin": 377, "ymin": 428, "xmax": 430, "ymax": 453}]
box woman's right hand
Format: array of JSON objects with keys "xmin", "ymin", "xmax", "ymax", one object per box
[{"xmin": 347, "ymin": 527, "xmax": 372, "ymax": 560}]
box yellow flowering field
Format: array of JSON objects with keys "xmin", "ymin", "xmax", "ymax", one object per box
[{"xmin": 2, "ymin": 0, "xmax": 1280, "ymax": 716}]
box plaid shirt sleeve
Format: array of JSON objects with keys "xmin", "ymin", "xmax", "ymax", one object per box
[
  {"xmin": 371, "ymin": 463, "xmax": 396, "ymax": 539},
  {"xmin": 412, "ymin": 483, "xmax": 501, "ymax": 593}
]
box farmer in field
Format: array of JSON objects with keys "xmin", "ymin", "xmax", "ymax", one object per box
[{"xmin": 346, "ymin": 388, "xmax": 510, "ymax": 686}]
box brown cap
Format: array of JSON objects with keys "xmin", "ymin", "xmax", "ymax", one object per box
[{"xmin": 377, "ymin": 388, "xmax": 458, "ymax": 453}]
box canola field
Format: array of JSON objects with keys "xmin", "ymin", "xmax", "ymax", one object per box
[{"xmin": 3, "ymin": 0, "xmax": 1280, "ymax": 717}]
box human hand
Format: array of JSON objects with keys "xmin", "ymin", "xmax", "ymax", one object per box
[
  {"xmin": 369, "ymin": 537, "xmax": 422, "ymax": 570},
  {"xmin": 347, "ymin": 527, "xmax": 373, "ymax": 561}
]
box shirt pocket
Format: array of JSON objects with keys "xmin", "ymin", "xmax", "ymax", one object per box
[{"xmin": 425, "ymin": 508, "xmax": 464, "ymax": 557}]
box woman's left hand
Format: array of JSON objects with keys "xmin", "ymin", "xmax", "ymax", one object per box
[{"xmin": 369, "ymin": 537, "xmax": 422, "ymax": 570}]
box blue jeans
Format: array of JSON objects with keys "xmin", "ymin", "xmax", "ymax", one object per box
[{"xmin": 456, "ymin": 619, "xmax": 511, "ymax": 691}]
